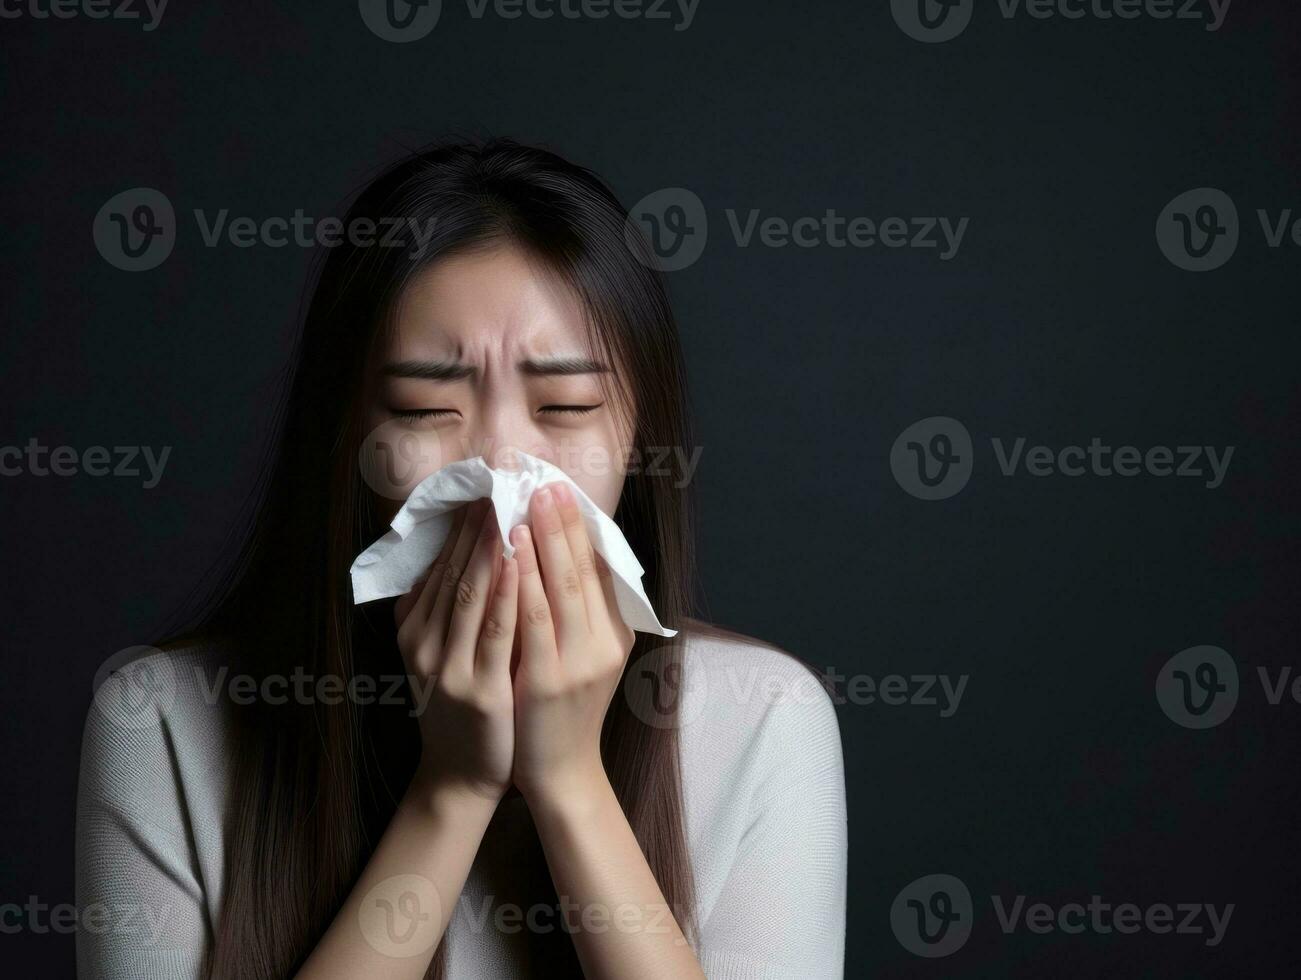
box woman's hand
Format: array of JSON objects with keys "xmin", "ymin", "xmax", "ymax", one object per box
[
  {"xmin": 509, "ymin": 482, "xmax": 636, "ymax": 807},
  {"xmin": 395, "ymin": 497, "xmax": 519, "ymax": 806}
]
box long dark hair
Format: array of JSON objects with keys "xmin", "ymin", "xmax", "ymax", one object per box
[{"xmin": 166, "ymin": 139, "xmax": 701, "ymax": 978}]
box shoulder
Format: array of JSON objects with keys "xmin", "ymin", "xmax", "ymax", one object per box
[
  {"xmin": 78, "ymin": 633, "xmax": 237, "ymax": 821},
  {"xmin": 673, "ymin": 624, "xmax": 848, "ymax": 973},
  {"xmin": 675, "ymin": 619, "xmax": 843, "ymax": 806},
  {"xmin": 76, "ymin": 636, "xmax": 239, "ymax": 967},
  {"xmin": 679, "ymin": 617, "xmax": 840, "ymax": 735}
]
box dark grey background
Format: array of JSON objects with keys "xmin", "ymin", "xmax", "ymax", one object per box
[{"xmin": 2, "ymin": 1, "xmax": 1299, "ymax": 976}]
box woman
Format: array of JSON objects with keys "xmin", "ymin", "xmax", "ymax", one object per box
[{"xmin": 76, "ymin": 139, "xmax": 847, "ymax": 978}]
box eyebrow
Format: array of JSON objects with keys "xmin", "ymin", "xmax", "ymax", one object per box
[{"xmin": 383, "ymin": 356, "xmax": 610, "ymax": 381}]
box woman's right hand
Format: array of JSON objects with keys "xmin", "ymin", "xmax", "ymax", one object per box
[{"xmin": 394, "ymin": 497, "xmax": 519, "ymax": 805}]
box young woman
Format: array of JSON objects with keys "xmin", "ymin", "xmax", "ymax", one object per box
[{"xmin": 76, "ymin": 140, "xmax": 847, "ymax": 979}]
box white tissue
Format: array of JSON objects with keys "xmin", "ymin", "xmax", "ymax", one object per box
[{"xmin": 349, "ymin": 451, "xmax": 676, "ymax": 637}]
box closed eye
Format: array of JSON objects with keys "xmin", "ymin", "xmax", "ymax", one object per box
[
  {"xmin": 387, "ymin": 405, "xmax": 603, "ymax": 420},
  {"xmin": 539, "ymin": 404, "xmax": 602, "ymax": 416},
  {"xmin": 389, "ymin": 408, "xmax": 459, "ymax": 420}
]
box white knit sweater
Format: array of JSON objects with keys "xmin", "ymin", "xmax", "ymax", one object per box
[{"xmin": 75, "ymin": 629, "xmax": 847, "ymax": 978}]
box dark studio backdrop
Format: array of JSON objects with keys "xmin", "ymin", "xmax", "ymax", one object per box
[{"xmin": 2, "ymin": 1, "xmax": 1299, "ymax": 976}]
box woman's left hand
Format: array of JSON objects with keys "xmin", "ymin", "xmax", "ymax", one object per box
[{"xmin": 508, "ymin": 481, "xmax": 636, "ymax": 807}]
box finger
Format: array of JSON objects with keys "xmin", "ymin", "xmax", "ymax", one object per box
[
  {"xmin": 529, "ymin": 485, "xmax": 588, "ymax": 647},
  {"xmin": 510, "ymin": 524, "xmax": 558, "ymax": 672},
  {"xmin": 429, "ymin": 499, "xmax": 490, "ymax": 640},
  {"xmin": 443, "ymin": 500, "xmax": 506, "ymax": 678},
  {"xmin": 401, "ymin": 503, "xmax": 469, "ymax": 628},
  {"xmin": 594, "ymin": 552, "xmax": 632, "ymax": 645},
  {"xmin": 477, "ymin": 554, "xmax": 517, "ymax": 678},
  {"xmin": 550, "ymin": 482, "xmax": 605, "ymax": 630}
]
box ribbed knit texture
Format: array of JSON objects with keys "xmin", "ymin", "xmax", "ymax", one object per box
[{"xmin": 76, "ymin": 631, "xmax": 847, "ymax": 978}]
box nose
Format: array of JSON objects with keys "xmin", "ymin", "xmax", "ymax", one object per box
[
  {"xmin": 462, "ymin": 404, "xmax": 538, "ymax": 472},
  {"xmin": 483, "ymin": 443, "xmax": 522, "ymax": 472}
]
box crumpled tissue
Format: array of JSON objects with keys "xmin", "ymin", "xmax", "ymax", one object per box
[{"xmin": 349, "ymin": 451, "xmax": 676, "ymax": 636}]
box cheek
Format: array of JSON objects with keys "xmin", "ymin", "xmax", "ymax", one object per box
[
  {"xmin": 571, "ymin": 412, "xmax": 634, "ymax": 516},
  {"xmin": 358, "ymin": 416, "xmax": 462, "ymax": 505},
  {"xmin": 542, "ymin": 436, "xmax": 630, "ymax": 517},
  {"xmin": 569, "ymin": 464, "xmax": 625, "ymax": 516}
]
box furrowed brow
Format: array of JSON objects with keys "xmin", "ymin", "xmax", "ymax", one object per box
[
  {"xmin": 519, "ymin": 356, "xmax": 609, "ymax": 377},
  {"xmin": 382, "ymin": 356, "xmax": 609, "ymax": 381},
  {"xmin": 382, "ymin": 360, "xmax": 476, "ymax": 382}
]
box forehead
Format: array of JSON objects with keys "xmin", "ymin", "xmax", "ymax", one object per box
[{"xmin": 386, "ymin": 244, "xmax": 590, "ymax": 359}]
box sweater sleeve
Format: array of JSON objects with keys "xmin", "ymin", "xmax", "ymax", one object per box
[
  {"xmin": 75, "ymin": 653, "xmax": 212, "ymax": 979},
  {"xmin": 693, "ymin": 674, "xmax": 848, "ymax": 979}
]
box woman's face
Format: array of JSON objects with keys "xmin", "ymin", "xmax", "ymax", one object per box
[{"xmin": 362, "ymin": 244, "xmax": 634, "ymax": 522}]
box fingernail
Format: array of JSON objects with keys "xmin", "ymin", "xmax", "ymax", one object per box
[
  {"xmin": 552, "ymin": 482, "xmax": 573, "ymax": 507},
  {"xmin": 536, "ymin": 486, "xmax": 554, "ymax": 509}
]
